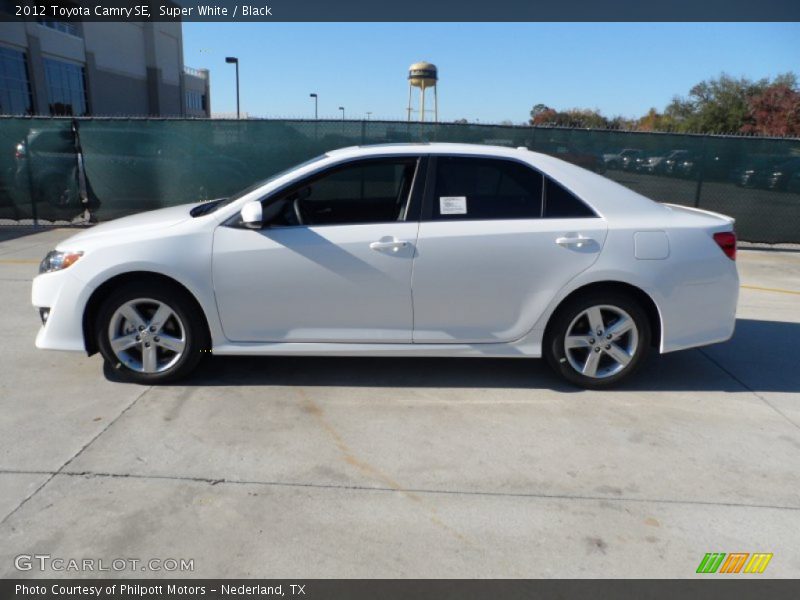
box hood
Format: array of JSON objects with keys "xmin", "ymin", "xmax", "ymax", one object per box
[{"xmin": 56, "ymin": 203, "xmax": 196, "ymax": 250}]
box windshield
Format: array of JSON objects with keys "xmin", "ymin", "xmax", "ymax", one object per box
[{"xmin": 190, "ymin": 154, "xmax": 328, "ymax": 217}]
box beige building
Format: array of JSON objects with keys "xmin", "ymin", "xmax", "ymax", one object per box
[{"xmin": 0, "ymin": 18, "xmax": 210, "ymax": 117}]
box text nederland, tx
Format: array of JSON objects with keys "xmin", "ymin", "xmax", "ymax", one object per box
[{"xmin": 15, "ymin": 584, "xmax": 306, "ymax": 596}]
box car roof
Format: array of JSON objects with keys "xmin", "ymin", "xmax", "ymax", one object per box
[
  {"xmin": 325, "ymin": 143, "xmax": 667, "ymax": 219},
  {"xmin": 328, "ymin": 142, "xmax": 521, "ymax": 158}
]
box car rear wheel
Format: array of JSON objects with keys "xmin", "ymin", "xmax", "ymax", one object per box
[
  {"xmin": 96, "ymin": 282, "xmax": 206, "ymax": 384},
  {"xmin": 545, "ymin": 292, "xmax": 650, "ymax": 389}
]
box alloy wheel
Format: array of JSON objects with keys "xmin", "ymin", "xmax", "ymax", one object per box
[
  {"xmin": 107, "ymin": 298, "xmax": 186, "ymax": 374},
  {"xmin": 564, "ymin": 304, "xmax": 639, "ymax": 379}
]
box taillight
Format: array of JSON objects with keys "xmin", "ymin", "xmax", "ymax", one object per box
[
  {"xmin": 15, "ymin": 143, "xmax": 25, "ymax": 159},
  {"xmin": 713, "ymin": 231, "xmax": 736, "ymax": 261}
]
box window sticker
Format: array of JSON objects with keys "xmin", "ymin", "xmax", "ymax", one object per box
[{"xmin": 440, "ymin": 196, "xmax": 467, "ymax": 215}]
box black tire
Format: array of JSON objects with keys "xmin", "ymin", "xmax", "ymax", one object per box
[
  {"xmin": 544, "ymin": 291, "xmax": 651, "ymax": 389},
  {"xmin": 96, "ymin": 281, "xmax": 208, "ymax": 384}
]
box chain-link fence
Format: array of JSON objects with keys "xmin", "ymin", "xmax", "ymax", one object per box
[{"xmin": 1, "ymin": 117, "xmax": 799, "ymax": 243}]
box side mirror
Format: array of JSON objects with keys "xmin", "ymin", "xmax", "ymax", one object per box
[{"xmin": 240, "ymin": 200, "xmax": 263, "ymax": 229}]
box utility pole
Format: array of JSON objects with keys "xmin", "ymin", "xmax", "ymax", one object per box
[{"xmin": 225, "ymin": 57, "xmax": 240, "ymax": 119}]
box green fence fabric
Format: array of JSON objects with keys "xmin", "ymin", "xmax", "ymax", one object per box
[
  {"xmin": 0, "ymin": 118, "xmax": 78, "ymax": 223},
  {"xmin": 0, "ymin": 118, "xmax": 798, "ymax": 243}
]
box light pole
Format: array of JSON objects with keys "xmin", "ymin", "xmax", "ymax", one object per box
[
  {"xmin": 339, "ymin": 106, "xmax": 345, "ymax": 121},
  {"xmin": 225, "ymin": 56, "xmax": 239, "ymax": 119},
  {"xmin": 366, "ymin": 112, "xmax": 372, "ymax": 120},
  {"xmin": 309, "ymin": 93, "xmax": 318, "ymax": 119}
]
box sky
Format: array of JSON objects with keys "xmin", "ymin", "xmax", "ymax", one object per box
[{"xmin": 182, "ymin": 22, "xmax": 800, "ymax": 123}]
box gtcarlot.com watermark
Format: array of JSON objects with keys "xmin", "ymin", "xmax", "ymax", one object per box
[{"xmin": 14, "ymin": 554, "xmax": 194, "ymax": 573}]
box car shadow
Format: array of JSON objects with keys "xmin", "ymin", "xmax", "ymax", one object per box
[
  {"xmin": 106, "ymin": 318, "xmax": 800, "ymax": 393},
  {"xmin": 0, "ymin": 226, "xmax": 50, "ymax": 243},
  {"xmin": 0, "ymin": 224, "xmax": 89, "ymax": 243}
]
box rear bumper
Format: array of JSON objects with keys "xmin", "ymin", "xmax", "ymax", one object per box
[
  {"xmin": 31, "ymin": 270, "xmax": 94, "ymax": 352},
  {"xmin": 659, "ymin": 265, "xmax": 739, "ymax": 354}
]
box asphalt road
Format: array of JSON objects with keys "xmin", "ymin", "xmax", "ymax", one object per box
[{"xmin": 0, "ymin": 227, "xmax": 799, "ymax": 578}]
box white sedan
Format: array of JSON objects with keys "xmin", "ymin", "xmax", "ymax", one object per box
[{"xmin": 32, "ymin": 143, "xmax": 739, "ymax": 388}]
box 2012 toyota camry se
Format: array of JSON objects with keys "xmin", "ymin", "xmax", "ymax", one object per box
[{"xmin": 32, "ymin": 143, "xmax": 739, "ymax": 388}]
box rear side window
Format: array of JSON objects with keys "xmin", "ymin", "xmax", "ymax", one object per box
[
  {"xmin": 431, "ymin": 157, "xmax": 543, "ymax": 220},
  {"xmin": 543, "ymin": 177, "xmax": 596, "ymax": 218}
]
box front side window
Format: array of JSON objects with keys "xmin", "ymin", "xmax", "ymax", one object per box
[
  {"xmin": 0, "ymin": 47, "xmax": 33, "ymax": 115},
  {"xmin": 44, "ymin": 58, "xmax": 88, "ymax": 116},
  {"xmin": 266, "ymin": 158, "xmax": 419, "ymax": 227},
  {"xmin": 431, "ymin": 156, "xmax": 543, "ymax": 220}
]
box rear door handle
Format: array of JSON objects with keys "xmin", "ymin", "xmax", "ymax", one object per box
[
  {"xmin": 556, "ymin": 235, "xmax": 595, "ymax": 248},
  {"xmin": 370, "ymin": 238, "xmax": 409, "ymax": 253}
]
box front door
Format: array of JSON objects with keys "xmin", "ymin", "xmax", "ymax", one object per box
[{"xmin": 213, "ymin": 157, "xmax": 422, "ymax": 343}]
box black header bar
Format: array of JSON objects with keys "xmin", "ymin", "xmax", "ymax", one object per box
[{"xmin": 2, "ymin": 0, "xmax": 800, "ymax": 22}]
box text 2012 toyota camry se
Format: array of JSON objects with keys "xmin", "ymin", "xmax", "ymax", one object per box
[{"xmin": 32, "ymin": 143, "xmax": 739, "ymax": 388}]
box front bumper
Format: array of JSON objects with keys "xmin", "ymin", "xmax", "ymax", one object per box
[{"xmin": 31, "ymin": 269, "xmax": 95, "ymax": 352}]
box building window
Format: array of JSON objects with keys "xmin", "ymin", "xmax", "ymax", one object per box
[
  {"xmin": 38, "ymin": 20, "xmax": 82, "ymax": 38},
  {"xmin": 186, "ymin": 90, "xmax": 205, "ymax": 112},
  {"xmin": 44, "ymin": 58, "xmax": 88, "ymax": 116},
  {"xmin": 0, "ymin": 47, "xmax": 33, "ymax": 115}
]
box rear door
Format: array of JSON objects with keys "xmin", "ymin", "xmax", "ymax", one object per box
[{"xmin": 411, "ymin": 155, "xmax": 607, "ymax": 343}]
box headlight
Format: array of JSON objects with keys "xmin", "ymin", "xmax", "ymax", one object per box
[{"xmin": 39, "ymin": 250, "xmax": 83, "ymax": 274}]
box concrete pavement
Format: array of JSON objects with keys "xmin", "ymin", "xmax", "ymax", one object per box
[{"xmin": 0, "ymin": 227, "xmax": 798, "ymax": 578}]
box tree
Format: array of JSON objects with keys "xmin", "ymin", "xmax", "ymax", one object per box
[
  {"xmin": 607, "ymin": 115, "xmax": 635, "ymax": 130},
  {"xmin": 560, "ymin": 109, "xmax": 608, "ymax": 128},
  {"xmin": 526, "ymin": 72, "xmax": 799, "ymax": 135},
  {"xmin": 529, "ymin": 105, "xmax": 608, "ymax": 128},
  {"xmin": 529, "ymin": 104, "xmax": 557, "ymax": 125},
  {"xmin": 636, "ymin": 108, "xmax": 677, "ymax": 131},
  {"xmin": 742, "ymin": 83, "xmax": 800, "ymax": 136},
  {"xmin": 665, "ymin": 73, "xmax": 781, "ymax": 133}
]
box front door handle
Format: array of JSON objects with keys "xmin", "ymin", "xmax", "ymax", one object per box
[
  {"xmin": 556, "ymin": 235, "xmax": 595, "ymax": 248},
  {"xmin": 370, "ymin": 238, "xmax": 409, "ymax": 253}
]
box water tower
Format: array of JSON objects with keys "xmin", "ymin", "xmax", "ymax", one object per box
[{"xmin": 407, "ymin": 61, "xmax": 438, "ymax": 123}]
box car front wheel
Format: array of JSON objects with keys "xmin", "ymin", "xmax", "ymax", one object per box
[
  {"xmin": 545, "ymin": 292, "xmax": 650, "ymax": 389},
  {"xmin": 96, "ymin": 282, "xmax": 206, "ymax": 384}
]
